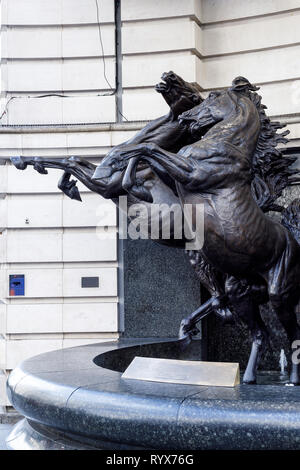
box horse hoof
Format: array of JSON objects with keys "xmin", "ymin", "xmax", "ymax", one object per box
[
  {"xmin": 191, "ymin": 326, "xmax": 200, "ymax": 336},
  {"xmin": 69, "ymin": 185, "xmax": 82, "ymax": 201},
  {"xmin": 178, "ymin": 335, "xmax": 192, "ymax": 350},
  {"xmin": 242, "ymin": 376, "xmax": 257, "ymax": 385},
  {"xmin": 33, "ymin": 161, "xmax": 48, "ymax": 175},
  {"xmin": 288, "ymin": 376, "xmax": 300, "ymax": 386},
  {"xmin": 10, "ymin": 156, "xmax": 27, "ymax": 170},
  {"xmin": 178, "ymin": 326, "xmax": 187, "ymax": 340}
]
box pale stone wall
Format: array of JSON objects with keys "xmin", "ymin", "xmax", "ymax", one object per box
[
  {"xmin": 1, "ymin": 0, "xmax": 116, "ymax": 125},
  {"xmin": 0, "ymin": 0, "xmax": 300, "ymax": 405},
  {"xmin": 121, "ymin": 0, "xmax": 300, "ymax": 146},
  {"xmin": 0, "ymin": 0, "xmax": 124, "ymax": 407}
]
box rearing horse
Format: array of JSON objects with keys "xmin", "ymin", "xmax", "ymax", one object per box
[{"xmin": 96, "ymin": 78, "xmax": 300, "ymax": 385}]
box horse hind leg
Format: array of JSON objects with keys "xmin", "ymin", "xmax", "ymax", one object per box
[
  {"xmin": 268, "ymin": 234, "xmax": 300, "ymax": 384},
  {"xmin": 242, "ymin": 306, "xmax": 269, "ymax": 384},
  {"xmin": 225, "ymin": 277, "xmax": 269, "ymax": 384},
  {"xmin": 269, "ymin": 291, "xmax": 300, "ymax": 385},
  {"xmin": 179, "ymin": 252, "xmax": 234, "ymax": 346}
]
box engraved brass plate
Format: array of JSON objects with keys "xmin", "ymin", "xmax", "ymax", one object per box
[{"xmin": 122, "ymin": 357, "xmax": 240, "ymax": 387}]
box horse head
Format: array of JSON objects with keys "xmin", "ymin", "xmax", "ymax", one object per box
[
  {"xmin": 92, "ymin": 72, "xmax": 204, "ymax": 185},
  {"xmin": 178, "ymin": 77, "xmax": 261, "ymax": 156},
  {"xmin": 155, "ymin": 71, "xmax": 203, "ymax": 118}
]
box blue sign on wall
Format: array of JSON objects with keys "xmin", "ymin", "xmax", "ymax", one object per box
[{"xmin": 9, "ymin": 275, "xmax": 25, "ymax": 296}]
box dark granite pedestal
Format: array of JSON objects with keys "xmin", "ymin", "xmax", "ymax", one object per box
[{"xmin": 6, "ymin": 339, "xmax": 300, "ymax": 450}]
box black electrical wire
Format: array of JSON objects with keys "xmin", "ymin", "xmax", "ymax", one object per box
[
  {"xmin": 95, "ymin": 0, "xmax": 128, "ymax": 120},
  {"xmin": 0, "ymin": 1, "xmax": 128, "ymax": 122},
  {"xmin": 95, "ymin": 0, "xmax": 115, "ymax": 94}
]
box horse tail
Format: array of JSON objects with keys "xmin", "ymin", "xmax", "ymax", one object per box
[{"xmin": 281, "ymin": 199, "xmax": 300, "ymax": 245}]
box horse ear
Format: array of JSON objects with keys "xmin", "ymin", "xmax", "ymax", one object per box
[
  {"xmin": 227, "ymin": 90, "xmax": 239, "ymax": 106},
  {"xmin": 231, "ymin": 76, "xmax": 260, "ymax": 93},
  {"xmin": 192, "ymin": 93, "xmax": 202, "ymax": 104}
]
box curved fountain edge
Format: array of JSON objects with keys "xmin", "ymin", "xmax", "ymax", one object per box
[{"xmin": 6, "ymin": 339, "xmax": 300, "ymax": 450}]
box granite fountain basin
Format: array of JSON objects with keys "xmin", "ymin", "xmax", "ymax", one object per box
[{"xmin": 6, "ymin": 338, "xmax": 300, "ymax": 450}]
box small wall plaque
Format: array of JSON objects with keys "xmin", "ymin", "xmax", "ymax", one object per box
[
  {"xmin": 81, "ymin": 277, "xmax": 99, "ymax": 288},
  {"xmin": 9, "ymin": 274, "xmax": 25, "ymax": 296},
  {"xmin": 122, "ymin": 357, "xmax": 240, "ymax": 387}
]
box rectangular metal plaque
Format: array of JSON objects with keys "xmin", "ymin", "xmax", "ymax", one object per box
[
  {"xmin": 122, "ymin": 357, "xmax": 240, "ymax": 387},
  {"xmin": 81, "ymin": 277, "xmax": 99, "ymax": 288}
]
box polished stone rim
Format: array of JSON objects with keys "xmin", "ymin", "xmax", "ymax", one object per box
[{"xmin": 7, "ymin": 339, "xmax": 300, "ymax": 450}]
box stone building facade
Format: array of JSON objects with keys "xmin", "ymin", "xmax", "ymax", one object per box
[{"xmin": 0, "ymin": 0, "xmax": 300, "ymax": 407}]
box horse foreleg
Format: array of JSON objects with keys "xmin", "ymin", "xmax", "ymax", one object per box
[
  {"xmin": 58, "ymin": 171, "xmax": 82, "ymax": 201},
  {"xmin": 10, "ymin": 156, "xmax": 110, "ymax": 198},
  {"xmin": 11, "ymin": 156, "xmax": 75, "ymax": 173},
  {"xmin": 116, "ymin": 143, "xmax": 194, "ymax": 185},
  {"xmin": 122, "ymin": 155, "xmax": 177, "ymax": 198}
]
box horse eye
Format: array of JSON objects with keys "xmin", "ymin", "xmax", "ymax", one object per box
[{"xmin": 209, "ymin": 91, "xmax": 220, "ymax": 99}]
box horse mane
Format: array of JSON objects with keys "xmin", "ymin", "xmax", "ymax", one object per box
[{"xmin": 240, "ymin": 83, "xmax": 299, "ymax": 212}]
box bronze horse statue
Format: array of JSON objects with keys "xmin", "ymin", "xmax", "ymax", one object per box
[
  {"xmin": 11, "ymin": 72, "xmax": 203, "ymax": 244},
  {"xmin": 11, "ymin": 73, "xmax": 300, "ymax": 385},
  {"xmin": 95, "ymin": 77, "xmax": 300, "ymax": 385}
]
